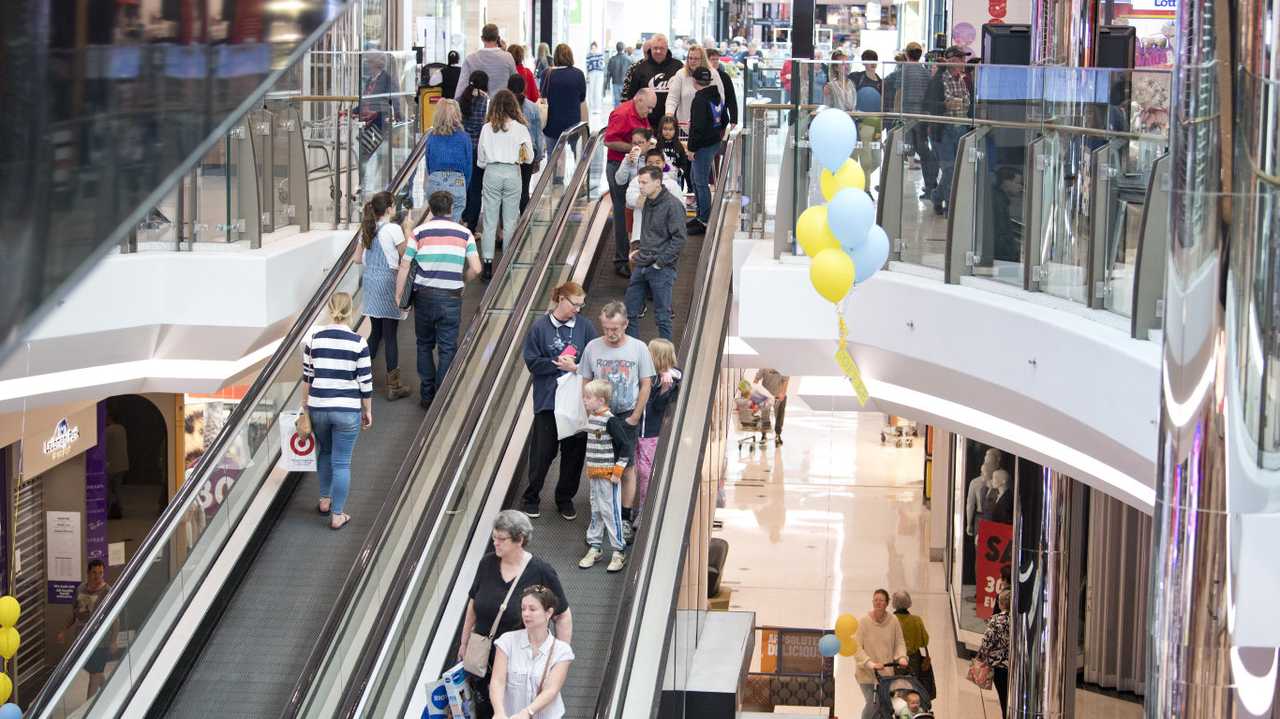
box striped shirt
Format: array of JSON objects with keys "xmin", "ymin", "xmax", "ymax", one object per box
[
  {"xmin": 405, "ymin": 217, "xmax": 478, "ymax": 290},
  {"xmin": 585, "ymin": 412, "xmax": 625, "ymax": 479},
  {"xmin": 303, "ymin": 325, "xmax": 373, "ymax": 412}
]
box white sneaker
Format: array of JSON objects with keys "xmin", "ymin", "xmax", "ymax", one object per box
[
  {"xmin": 579, "ymin": 547, "xmax": 603, "ymax": 569},
  {"xmin": 607, "ymin": 552, "xmax": 627, "ymax": 572}
]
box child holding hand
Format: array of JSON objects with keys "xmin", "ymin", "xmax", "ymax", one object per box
[{"xmin": 579, "ymin": 379, "xmax": 636, "ymax": 573}]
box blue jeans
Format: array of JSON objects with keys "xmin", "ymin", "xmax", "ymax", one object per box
[
  {"xmin": 427, "ymin": 170, "xmax": 466, "ymax": 223},
  {"xmin": 414, "ymin": 287, "xmax": 463, "ymax": 403},
  {"xmin": 933, "ymin": 125, "xmax": 964, "ymax": 207},
  {"xmin": 311, "ymin": 409, "xmax": 361, "ymax": 514},
  {"xmin": 612, "ymin": 83, "xmax": 623, "ymax": 106},
  {"xmin": 691, "ymin": 142, "xmax": 720, "ymax": 222},
  {"xmin": 625, "ymin": 265, "xmax": 676, "ymax": 340}
]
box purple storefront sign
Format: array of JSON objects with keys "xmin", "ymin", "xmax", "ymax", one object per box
[
  {"xmin": 85, "ymin": 403, "xmax": 109, "ymax": 564},
  {"xmin": 48, "ymin": 581, "xmax": 78, "ymax": 603}
]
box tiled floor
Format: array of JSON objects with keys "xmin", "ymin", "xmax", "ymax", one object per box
[{"xmin": 714, "ymin": 398, "xmax": 1142, "ymax": 719}]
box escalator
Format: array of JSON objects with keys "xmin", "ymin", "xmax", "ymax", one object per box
[
  {"xmin": 25, "ymin": 122, "xmax": 595, "ymax": 718},
  {"xmin": 280, "ymin": 129, "xmax": 743, "ymax": 718},
  {"xmin": 1, "ymin": 0, "xmax": 352, "ymax": 361}
]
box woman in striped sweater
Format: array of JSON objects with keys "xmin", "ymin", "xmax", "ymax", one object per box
[{"xmin": 303, "ymin": 292, "xmax": 373, "ymax": 530}]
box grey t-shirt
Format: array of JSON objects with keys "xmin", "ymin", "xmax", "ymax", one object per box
[
  {"xmin": 455, "ymin": 47, "xmax": 519, "ymax": 98},
  {"xmin": 579, "ymin": 336, "xmax": 656, "ymax": 414}
]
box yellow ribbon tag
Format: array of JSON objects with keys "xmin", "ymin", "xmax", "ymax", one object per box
[{"xmin": 835, "ymin": 311, "xmax": 869, "ymax": 406}]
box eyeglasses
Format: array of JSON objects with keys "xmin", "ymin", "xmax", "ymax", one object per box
[{"xmin": 562, "ymin": 298, "xmax": 586, "ymax": 309}]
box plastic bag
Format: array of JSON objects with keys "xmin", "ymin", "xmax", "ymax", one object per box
[
  {"xmin": 555, "ymin": 372, "xmax": 589, "ymax": 439},
  {"xmin": 279, "ymin": 410, "xmax": 317, "ymax": 472}
]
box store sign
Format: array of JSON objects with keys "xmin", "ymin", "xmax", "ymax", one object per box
[
  {"xmin": 20, "ymin": 402, "xmax": 99, "ymax": 479},
  {"xmin": 975, "ymin": 519, "xmax": 1014, "ymax": 620},
  {"xmin": 42, "ymin": 419, "xmax": 80, "ymax": 457},
  {"xmin": 759, "ymin": 628, "xmax": 825, "ymax": 675}
]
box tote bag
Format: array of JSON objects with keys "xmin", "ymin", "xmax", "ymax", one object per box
[{"xmin": 554, "ymin": 372, "xmax": 589, "ymax": 440}]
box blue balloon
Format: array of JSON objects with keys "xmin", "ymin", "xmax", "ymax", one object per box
[
  {"xmin": 0, "ymin": 703, "xmax": 21, "ymax": 719},
  {"xmin": 827, "ymin": 189, "xmax": 876, "ymax": 252},
  {"xmin": 852, "ymin": 225, "xmax": 892, "ymax": 283},
  {"xmin": 808, "ymin": 108, "xmax": 858, "ymax": 173},
  {"xmin": 818, "ymin": 633, "xmax": 842, "ymax": 658}
]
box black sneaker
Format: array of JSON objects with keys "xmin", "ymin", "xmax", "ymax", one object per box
[
  {"xmin": 686, "ymin": 218, "xmax": 707, "ymax": 234},
  {"xmin": 638, "ymin": 306, "xmax": 648, "ymax": 319},
  {"xmin": 522, "ymin": 502, "xmax": 541, "ymax": 518},
  {"xmin": 482, "ymin": 261, "xmax": 494, "ymax": 281},
  {"xmin": 558, "ymin": 503, "xmax": 578, "ymax": 521}
]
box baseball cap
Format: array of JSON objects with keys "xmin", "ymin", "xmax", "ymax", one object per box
[
  {"xmin": 944, "ymin": 45, "xmax": 967, "ymax": 59},
  {"xmin": 692, "ymin": 66, "xmax": 713, "ymax": 83}
]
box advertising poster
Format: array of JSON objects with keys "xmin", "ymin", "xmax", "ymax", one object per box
[
  {"xmin": 47, "ymin": 510, "xmax": 83, "ymax": 603},
  {"xmin": 975, "ymin": 518, "xmax": 1014, "ymax": 619},
  {"xmin": 948, "ymin": 0, "xmax": 1031, "ymax": 57},
  {"xmin": 85, "ymin": 402, "xmax": 110, "ymax": 566}
]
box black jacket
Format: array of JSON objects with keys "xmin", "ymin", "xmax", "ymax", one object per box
[
  {"xmin": 621, "ymin": 50, "xmax": 685, "ymax": 128},
  {"xmin": 687, "ymin": 85, "xmax": 725, "ymax": 152},
  {"xmin": 715, "ymin": 66, "xmax": 739, "ymax": 125},
  {"xmin": 603, "ymin": 415, "xmax": 637, "ymax": 465}
]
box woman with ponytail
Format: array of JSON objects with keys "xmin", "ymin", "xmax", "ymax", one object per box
[
  {"xmin": 358, "ymin": 191, "xmax": 412, "ymax": 400},
  {"xmin": 460, "ymin": 70, "xmax": 491, "ymax": 230}
]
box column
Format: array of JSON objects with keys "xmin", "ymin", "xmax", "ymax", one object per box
[
  {"xmin": 791, "ymin": 0, "xmax": 814, "ymax": 59},
  {"xmin": 1008, "ymin": 466, "xmax": 1080, "ymax": 718}
]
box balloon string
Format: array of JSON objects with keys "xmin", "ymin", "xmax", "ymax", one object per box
[{"xmin": 834, "ymin": 306, "xmax": 869, "ymax": 406}]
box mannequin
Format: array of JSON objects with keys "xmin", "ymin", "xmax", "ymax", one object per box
[
  {"xmin": 987, "ymin": 469, "xmax": 1013, "ymax": 523},
  {"xmin": 965, "ymin": 449, "xmax": 1002, "ymax": 536}
]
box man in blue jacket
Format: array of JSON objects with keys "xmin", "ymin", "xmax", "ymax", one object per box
[{"xmin": 521, "ymin": 282, "xmax": 599, "ymax": 520}]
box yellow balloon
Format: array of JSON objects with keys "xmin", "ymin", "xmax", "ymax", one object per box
[
  {"xmin": 0, "ymin": 672, "xmax": 12, "ymax": 704},
  {"xmin": 0, "ymin": 597, "xmax": 20, "ymax": 628},
  {"xmin": 0, "ymin": 628, "xmax": 20, "ymax": 661},
  {"xmin": 820, "ymin": 159, "xmax": 866, "ymax": 200},
  {"xmin": 839, "ymin": 636, "xmax": 860, "ymax": 657},
  {"xmin": 835, "ymin": 613, "xmax": 859, "ymax": 638},
  {"xmin": 796, "ymin": 205, "xmax": 840, "ymax": 257},
  {"xmin": 809, "ymin": 249, "xmax": 855, "ymax": 304}
]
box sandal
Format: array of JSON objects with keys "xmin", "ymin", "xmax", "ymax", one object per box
[
  {"xmin": 330, "ymin": 513, "xmax": 351, "ymax": 530},
  {"xmin": 318, "ymin": 497, "xmax": 331, "ymax": 515}
]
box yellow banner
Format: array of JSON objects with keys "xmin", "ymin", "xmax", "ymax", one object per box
[{"xmin": 836, "ymin": 313, "xmax": 869, "ymax": 406}]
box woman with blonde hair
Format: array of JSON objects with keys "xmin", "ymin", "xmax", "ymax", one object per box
[
  {"xmin": 663, "ymin": 44, "xmax": 726, "ymax": 137},
  {"xmin": 634, "ymin": 338, "xmax": 681, "ymax": 524},
  {"xmin": 476, "ymin": 89, "xmax": 533, "ymax": 280},
  {"xmin": 301, "ymin": 292, "xmax": 373, "ymax": 530},
  {"xmin": 425, "ymin": 99, "xmax": 472, "ymax": 223}
]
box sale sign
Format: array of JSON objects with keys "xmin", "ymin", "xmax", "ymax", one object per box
[{"xmin": 975, "ymin": 519, "xmax": 1014, "ymax": 620}]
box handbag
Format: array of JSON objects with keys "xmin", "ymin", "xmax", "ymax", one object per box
[
  {"xmin": 462, "ymin": 558, "xmax": 530, "ymax": 677},
  {"xmin": 536, "ymin": 68, "xmax": 554, "ymax": 125},
  {"xmin": 967, "ymin": 658, "xmax": 993, "ymax": 689},
  {"xmin": 358, "ymin": 122, "xmax": 384, "ymax": 156}
]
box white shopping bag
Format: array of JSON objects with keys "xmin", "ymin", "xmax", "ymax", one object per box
[
  {"xmin": 279, "ymin": 410, "xmax": 318, "ymax": 472},
  {"xmin": 554, "ymin": 372, "xmax": 590, "ymax": 439}
]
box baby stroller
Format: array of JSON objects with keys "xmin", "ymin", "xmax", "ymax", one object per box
[{"xmin": 875, "ymin": 668, "xmax": 934, "ymax": 718}]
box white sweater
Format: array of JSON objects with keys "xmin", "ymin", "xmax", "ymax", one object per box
[
  {"xmin": 477, "ymin": 120, "xmax": 533, "ymax": 168},
  {"xmin": 663, "ymin": 67, "xmax": 726, "ymax": 132}
]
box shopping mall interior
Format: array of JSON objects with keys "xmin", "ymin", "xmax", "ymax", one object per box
[{"xmin": 0, "ymin": 0, "xmax": 1266, "ymax": 716}]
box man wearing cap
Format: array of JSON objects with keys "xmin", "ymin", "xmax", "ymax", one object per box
[
  {"xmin": 924, "ymin": 46, "xmax": 971, "ymax": 216},
  {"xmin": 685, "ymin": 66, "xmax": 725, "ymax": 235}
]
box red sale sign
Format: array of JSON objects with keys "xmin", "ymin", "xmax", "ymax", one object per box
[{"xmin": 975, "ymin": 519, "xmax": 1014, "ymax": 620}]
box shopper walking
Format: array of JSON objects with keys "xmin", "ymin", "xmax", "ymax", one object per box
[
  {"xmin": 521, "ymin": 281, "xmax": 598, "ymax": 520},
  {"xmin": 460, "ymin": 71, "xmax": 491, "ymax": 229},
  {"xmin": 579, "ymin": 301, "xmax": 655, "ymax": 544},
  {"xmin": 624, "ymin": 167, "xmax": 687, "ymax": 340},
  {"xmin": 396, "ymin": 191, "xmax": 481, "ymax": 410},
  {"xmin": 685, "ymin": 66, "xmax": 724, "ymax": 234},
  {"xmin": 540, "ymin": 44, "xmax": 588, "ymax": 152},
  {"xmin": 460, "ymin": 510, "xmax": 573, "ymax": 719},
  {"xmin": 605, "ymin": 88, "xmax": 659, "ymax": 277},
  {"xmin": 490, "ymin": 586, "xmax": 575, "ymax": 719},
  {"xmin": 900, "ymin": 42, "xmax": 938, "ymax": 200},
  {"xmin": 508, "ymin": 44, "xmax": 540, "ymax": 102},
  {"xmin": 852, "ymin": 588, "xmax": 909, "ymax": 719},
  {"xmin": 358, "ymin": 192, "xmax": 412, "ymax": 401},
  {"xmin": 663, "ymin": 45, "xmax": 725, "ymax": 139},
  {"xmin": 425, "ymin": 99, "xmax": 472, "ymax": 223},
  {"xmin": 455, "ymin": 23, "xmax": 517, "ymax": 98},
  {"xmin": 892, "ymin": 590, "xmax": 936, "ymax": 700},
  {"xmin": 586, "ymin": 41, "xmax": 606, "ymax": 104},
  {"xmin": 607, "ymin": 42, "xmax": 631, "ymax": 106},
  {"xmin": 508, "ymin": 74, "xmax": 544, "ymax": 211},
  {"xmin": 302, "ymin": 292, "xmax": 373, "ymax": 531},
  {"xmin": 477, "ymin": 89, "xmax": 534, "ymax": 279},
  {"xmin": 621, "ymin": 33, "xmax": 684, "ymax": 130},
  {"xmin": 977, "ymin": 588, "xmax": 1012, "ymax": 715}
]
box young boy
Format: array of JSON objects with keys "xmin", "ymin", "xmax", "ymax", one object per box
[{"xmin": 579, "ymin": 378, "xmax": 636, "ymax": 572}]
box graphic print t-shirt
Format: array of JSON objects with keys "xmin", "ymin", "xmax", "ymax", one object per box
[{"xmin": 578, "ymin": 337, "xmax": 656, "ymax": 415}]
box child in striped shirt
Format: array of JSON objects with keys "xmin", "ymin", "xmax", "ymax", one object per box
[{"xmin": 579, "ymin": 379, "xmax": 635, "ymax": 573}]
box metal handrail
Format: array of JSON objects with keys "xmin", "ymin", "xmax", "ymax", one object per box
[
  {"xmin": 280, "ymin": 124, "xmax": 596, "ymax": 718},
  {"xmin": 324, "ymin": 130, "xmax": 604, "ymax": 719},
  {"xmin": 27, "ymin": 127, "xmax": 433, "ymax": 717},
  {"xmin": 592, "ymin": 129, "xmax": 743, "ymax": 718}
]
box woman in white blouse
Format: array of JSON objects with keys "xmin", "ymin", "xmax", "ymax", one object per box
[
  {"xmin": 490, "ymin": 585, "xmax": 574, "ymax": 719},
  {"xmin": 663, "ymin": 44, "xmax": 725, "ymax": 138},
  {"xmin": 476, "ymin": 88, "xmax": 533, "ymax": 281}
]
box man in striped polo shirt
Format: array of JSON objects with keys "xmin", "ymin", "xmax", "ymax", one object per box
[{"xmin": 396, "ymin": 191, "xmax": 481, "ymax": 409}]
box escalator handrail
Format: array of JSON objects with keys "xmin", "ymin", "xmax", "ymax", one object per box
[
  {"xmin": 327, "ymin": 129, "xmax": 606, "ymax": 716},
  {"xmin": 591, "ymin": 128, "xmax": 743, "ymax": 719},
  {"xmin": 281, "ymin": 127, "xmax": 599, "ymax": 719}
]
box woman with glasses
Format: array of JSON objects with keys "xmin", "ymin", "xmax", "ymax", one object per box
[
  {"xmin": 461, "ymin": 510, "xmax": 573, "ymax": 719},
  {"xmin": 519, "ymin": 282, "xmax": 598, "ymax": 520},
  {"xmin": 490, "ymin": 585, "xmax": 575, "ymax": 719}
]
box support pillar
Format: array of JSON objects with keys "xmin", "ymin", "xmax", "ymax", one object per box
[
  {"xmin": 790, "ymin": 0, "xmax": 814, "ymax": 59},
  {"xmin": 1008, "ymin": 467, "xmax": 1080, "ymax": 719}
]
